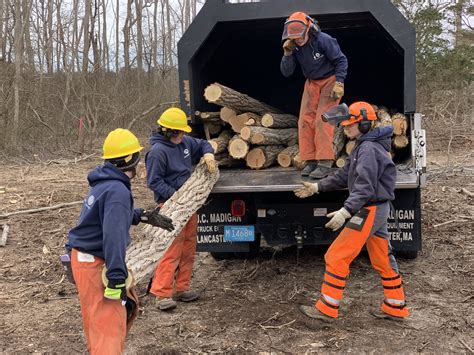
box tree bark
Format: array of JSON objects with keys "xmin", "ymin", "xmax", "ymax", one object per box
[
  {"xmin": 293, "ymin": 153, "xmax": 307, "ymax": 170},
  {"xmin": 82, "ymin": 0, "xmax": 91, "ymax": 73},
  {"xmin": 12, "ymin": 0, "xmax": 23, "ymax": 150},
  {"xmin": 261, "ymin": 113, "xmax": 298, "ymax": 128},
  {"xmin": 277, "ymin": 145, "xmax": 299, "ymax": 168},
  {"xmin": 126, "ymin": 163, "xmax": 219, "ymax": 284},
  {"xmin": 246, "ymin": 145, "xmax": 285, "ymax": 169},
  {"xmin": 229, "ymin": 112, "xmax": 258, "ymax": 133},
  {"xmin": 240, "ymin": 126, "xmax": 298, "ymax": 146},
  {"xmin": 228, "ymin": 135, "xmax": 249, "ymax": 159},
  {"xmin": 204, "ymin": 83, "xmax": 281, "ymax": 115},
  {"xmin": 215, "ymin": 152, "xmax": 245, "ymax": 168},
  {"xmin": 220, "ymin": 106, "xmax": 239, "ymax": 122},
  {"xmin": 209, "ymin": 130, "xmax": 232, "ymax": 154},
  {"xmin": 195, "ymin": 111, "xmax": 221, "ymax": 122},
  {"xmin": 391, "ymin": 113, "xmax": 408, "ymax": 136}
]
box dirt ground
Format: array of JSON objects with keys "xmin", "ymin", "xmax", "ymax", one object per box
[{"xmin": 0, "ymin": 148, "xmax": 473, "ymax": 354}]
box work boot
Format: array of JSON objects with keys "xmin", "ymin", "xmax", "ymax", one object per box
[
  {"xmin": 309, "ymin": 160, "xmax": 334, "ymax": 179},
  {"xmin": 300, "ymin": 160, "xmax": 318, "ymax": 177},
  {"xmin": 370, "ymin": 308, "xmax": 405, "ymax": 322},
  {"xmin": 173, "ymin": 290, "xmax": 200, "ymax": 302},
  {"xmin": 155, "ymin": 297, "xmax": 177, "ymax": 311},
  {"xmin": 299, "ymin": 305, "xmax": 335, "ymax": 323}
]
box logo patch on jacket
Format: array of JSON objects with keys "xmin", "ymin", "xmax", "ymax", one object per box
[
  {"xmin": 183, "ymin": 148, "xmax": 190, "ymax": 159},
  {"xmin": 85, "ymin": 195, "xmax": 95, "ymax": 209}
]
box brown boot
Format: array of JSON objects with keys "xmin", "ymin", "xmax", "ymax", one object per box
[
  {"xmin": 173, "ymin": 290, "xmax": 200, "ymax": 302},
  {"xmin": 299, "ymin": 305, "xmax": 335, "ymax": 323},
  {"xmin": 370, "ymin": 308, "xmax": 405, "ymax": 322},
  {"xmin": 155, "ymin": 297, "xmax": 177, "ymax": 311}
]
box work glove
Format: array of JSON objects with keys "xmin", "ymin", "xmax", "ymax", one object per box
[
  {"xmin": 140, "ymin": 207, "xmax": 174, "ymax": 232},
  {"xmin": 330, "ymin": 81, "xmax": 344, "ymax": 100},
  {"xmin": 325, "ymin": 207, "xmax": 351, "ymax": 231},
  {"xmin": 294, "ymin": 182, "xmax": 319, "ymax": 198},
  {"xmin": 104, "ymin": 280, "xmax": 127, "ymax": 305},
  {"xmin": 283, "ymin": 39, "xmax": 296, "ymax": 56},
  {"xmin": 203, "ymin": 153, "xmax": 218, "ymax": 174}
]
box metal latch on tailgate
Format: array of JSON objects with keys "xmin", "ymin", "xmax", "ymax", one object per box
[{"xmin": 411, "ymin": 113, "xmax": 427, "ymax": 180}]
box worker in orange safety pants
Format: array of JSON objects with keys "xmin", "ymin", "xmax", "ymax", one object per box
[
  {"xmin": 145, "ymin": 107, "xmax": 217, "ymax": 311},
  {"xmin": 281, "ymin": 11, "xmax": 348, "ymax": 179},
  {"xmin": 66, "ymin": 129, "xmax": 174, "ymax": 354},
  {"xmin": 294, "ymin": 102, "xmax": 409, "ymax": 322}
]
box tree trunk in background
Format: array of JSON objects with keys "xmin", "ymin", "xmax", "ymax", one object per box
[
  {"xmin": 454, "ymin": 0, "xmax": 464, "ymax": 47},
  {"xmin": 152, "ymin": 0, "xmax": 158, "ymax": 77},
  {"xmin": 12, "ymin": 0, "xmax": 23, "ymax": 150},
  {"xmin": 136, "ymin": 0, "xmax": 143, "ymax": 81},
  {"xmin": 0, "ymin": 0, "xmax": 3, "ymax": 59},
  {"xmin": 91, "ymin": 0, "xmax": 100, "ymax": 72},
  {"xmin": 115, "ymin": 0, "xmax": 119, "ymax": 71},
  {"xmin": 82, "ymin": 0, "xmax": 91, "ymax": 73},
  {"xmin": 23, "ymin": 0, "xmax": 35, "ymax": 69},
  {"xmin": 165, "ymin": 0, "xmax": 172, "ymax": 67},
  {"xmin": 46, "ymin": 0, "xmax": 53, "ymax": 73},
  {"xmin": 123, "ymin": 0, "xmax": 132, "ymax": 71},
  {"xmin": 102, "ymin": 0, "xmax": 109, "ymax": 71}
]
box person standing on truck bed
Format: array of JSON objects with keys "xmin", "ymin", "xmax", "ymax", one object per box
[
  {"xmin": 281, "ymin": 11, "xmax": 348, "ymax": 179},
  {"xmin": 65, "ymin": 128, "xmax": 174, "ymax": 354},
  {"xmin": 145, "ymin": 107, "xmax": 218, "ymax": 311},
  {"xmin": 294, "ymin": 102, "xmax": 409, "ymax": 322}
]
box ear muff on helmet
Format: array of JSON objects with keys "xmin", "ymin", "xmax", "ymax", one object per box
[
  {"xmin": 358, "ymin": 108, "xmax": 372, "ymax": 134},
  {"xmin": 305, "ymin": 15, "xmax": 319, "ymax": 34}
]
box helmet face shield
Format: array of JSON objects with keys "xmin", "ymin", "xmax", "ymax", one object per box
[
  {"xmin": 322, "ymin": 104, "xmax": 352, "ymax": 125},
  {"xmin": 282, "ymin": 19, "xmax": 308, "ymax": 41}
]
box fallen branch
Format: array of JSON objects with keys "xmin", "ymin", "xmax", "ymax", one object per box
[
  {"xmin": 0, "ymin": 225, "xmax": 9, "ymax": 247},
  {"xmin": 258, "ymin": 319, "xmax": 296, "ymax": 330},
  {"xmin": 461, "ymin": 188, "xmax": 474, "ymax": 198},
  {"xmin": 459, "ymin": 338, "xmax": 474, "ymax": 354},
  {"xmin": 0, "ymin": 201, "xmax": 83, "ymax": 219},
  {"xmin": 433, "ymin": 219, "xmax": 472, "ymax": 228}
]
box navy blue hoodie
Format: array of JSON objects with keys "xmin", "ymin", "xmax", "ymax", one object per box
[
  {"xmin": 318, "ymin": 126, "xmax": 396, "ymax": 214},
  {"xmin": 280, "ymin": 31, "xmax": 348, "ymax": 83},
  {"xmin": 145, "ymin": 132, "xmax": 214, "ymax": 203},
  {"xmin": 66, "ymin": 162, "xmax": 142, "ymax": 284}
]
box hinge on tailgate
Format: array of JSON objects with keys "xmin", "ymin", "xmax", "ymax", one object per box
[{"xmin": 411, "ymin": 113, "xmax": 427, "ymax": 186}]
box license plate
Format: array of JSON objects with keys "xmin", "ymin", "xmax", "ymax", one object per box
[{"xmin": 224, "ymin": 225, "xmax": 255, "ymax": 242}]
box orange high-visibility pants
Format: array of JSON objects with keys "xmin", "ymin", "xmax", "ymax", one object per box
[
  {"xmin": 71, "ymin": 248, "xmax": 126, "ymax": 355},
  {"xmin": 150, "ymin": 214, "xmax": 198, "ymax": 297},
  {"xmin": 315, "ymin": 203, "xmax": 409, "ymax": 318},
  {"xmin": 298, "ymin": 75, "xmax": 341, "ymax": 161}
]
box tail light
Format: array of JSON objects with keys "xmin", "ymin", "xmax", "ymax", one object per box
[{"xmin": 231, "ymin": 200, "xmax": 246, "ymax": 217}]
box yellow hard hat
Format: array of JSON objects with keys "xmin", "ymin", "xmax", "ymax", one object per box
[
  {"xmin": 157, "ymin": 107, "xmax": 192, "ymax": 133},
  {"xmin": 102, "ymin": 128, "xmax": 144, "ymax": 160}
]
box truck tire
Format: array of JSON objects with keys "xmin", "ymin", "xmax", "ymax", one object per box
[{"xmin": 396, "ymin": 250, "xmax": 418, "ymax": 259}]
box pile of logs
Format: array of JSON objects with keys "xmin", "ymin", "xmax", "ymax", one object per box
[{"xmin": 199, "ymin": 82, "xmax": 410, "ymax": 170}]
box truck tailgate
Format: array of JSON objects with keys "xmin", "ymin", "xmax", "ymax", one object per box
[{"xmin": 212, "ymin": 167, "xmax": 418, "ymax": 193}]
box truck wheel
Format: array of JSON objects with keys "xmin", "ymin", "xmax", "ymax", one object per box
[
  {"xmin": 210, "ymin": 252, "xmax": 235, "ymax": 260},
  {"xmin": 396, "ymin": 250, "xmax": 418, "ymax": 259}
]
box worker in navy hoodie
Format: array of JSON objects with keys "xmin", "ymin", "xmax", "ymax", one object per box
[
  {"xmin": 294, "ymin": 102, "xmax": 409, "ymax": 323},
  {"xmin": 281, "ymin": 11, "xmax": 348, "ymax": 179},
  {"xmin": 66, "ymin": 128, "xmax": 174, "ymax": 354},
  {"xmin": 145, "ymin": 107, "xmax": 217, "ymax": 311}
]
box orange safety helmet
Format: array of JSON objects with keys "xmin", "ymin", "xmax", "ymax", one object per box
[
  {"xmin": 341, "ymin": 101, "xmax": 377, "ymax": 134},
  {"xmin": 282, "ymin": 11, "xmax": 319, "ymax": 41}
]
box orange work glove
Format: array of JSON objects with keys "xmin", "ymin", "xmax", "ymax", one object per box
[
  {"xmin": 331, "ymin": 81, "xmax": 344, "ymax": 100},
  {"xmin": 283, "ymin": 39, "xmax": 296, "ymax": 56}
]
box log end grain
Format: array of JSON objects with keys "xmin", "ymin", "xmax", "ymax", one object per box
[{"xmin": 204, "ymin": 84, "xmax": 222, "ymax": 103}]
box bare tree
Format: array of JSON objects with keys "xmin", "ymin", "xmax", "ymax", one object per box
[
  {"xmin": 82, "ymin": 0, "xmax": 91, "ymax": 73},
  {"xmin": 12, "ymin": 0, "xmax": 23, "ymax": 149}
]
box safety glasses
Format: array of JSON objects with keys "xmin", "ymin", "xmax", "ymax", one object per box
[{"xmin": 282, "ymin": 19, "xmax": 308, "ymax": 40}]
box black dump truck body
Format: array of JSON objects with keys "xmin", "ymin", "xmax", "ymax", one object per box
[{"xmin": 177, "ymin": 0, "xmax": 427, "ymax": 258}]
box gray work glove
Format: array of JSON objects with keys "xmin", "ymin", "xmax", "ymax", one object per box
[
  {"xmin": 294, "ymin": 182, "xmax": 319, "ymax": 198},
  {"xmin": 325, "ymin": 207, "xmax": 351, "ymax": 231},
  {"xmin": 140, "ymin": 207, "xmax": 174, "ymax": 231},
  {"xmin": 283, "ymin": 39, "xmax": 296, "ymax": 56}
]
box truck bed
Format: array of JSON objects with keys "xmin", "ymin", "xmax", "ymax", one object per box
[{"xmin": 212, "ymin": 166, "xmax": 418, "ymax": 193}]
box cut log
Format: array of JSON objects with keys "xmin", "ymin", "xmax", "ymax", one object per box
[
  {"xmin": 195, "ymin": 111, "xmax": 222, "ymax": 123},
  {"xmin": 277, "ymin": 145, "xmax": 299, "ymax": 168},
  {"xmin": 345, "ymin": 140, "xmax": 356, "ymax": 155},
  {"xmin": 261, "ymin": 113, "xmax": 298, "ymax": 128},
  {"xmin": 209, "ymin": 130, "xmax": 233, "ymax": 154},
  {"xmin": 0, "ymin": 224, "xmax": 9, "ymax": 247},
  {"xmin": 392, "ymin": 113, "xmax": 408, "ymax": 136},
  {"xmin": 335, "ymin": 154, "xmax": 348, "ymax": 168},
  {"xmin": 220, "ymin": 107, "xmax": 238, "ymax": 123},
  {"xmin": 215, "ymin": 152, "xmax": 245, "ymax": 168},
  {"xmin": 126, "ymin": 162, "xmax": 219, "ymax": 284},
  {"xmin": 293, "ymin": 153, "xmax": 307, "ymax": 170},
  {"xmin": 204, "ymin": 82, "xmax": 281, "ymax": 115},
  {"xmin": 240, "ymin": 112, "xmax": 262, "ymax": 126},
  {"xmin": 375, "ymin": 108, "xmax": 392, "ymax": 128},
  {"xmin": 393, "ymin": 135, "xmax": 409, "ymax": 149},
  {"xmin": 240, "ymin": 126, "xmax": 298, "ymax": 146},
  {"xmin": 228, "ymin": 113, "xmax": 256, "ymax": 133},
  {"xmin": 333, "ymin": 125, "xmax": 346, "ymax": 159},
  {"xmin": 246, "ymin": 145, "xmax": 285, "ymax": 170},
  {"xmin": 228, "ymin": 135, "xmax": 250, "ymax": 159},
  {"xmin": 208, "ymin": 123, "xmax": 223, "ymax": 136}
]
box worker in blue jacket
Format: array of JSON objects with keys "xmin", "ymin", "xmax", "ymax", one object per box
[
  {"xmin": 281, "ymin": 11, "xmax": 348, "ymax": 179},
  {"xmin": 294, "ymin": 102, "xmax": 409, "ymax": 322},
  {"xmin": 66, "ymin": 128, "xmax": 174, "ymax": 354},
  {"xmin": 146, "ymin": 107, "xmax": 217, "ymax": 311}
]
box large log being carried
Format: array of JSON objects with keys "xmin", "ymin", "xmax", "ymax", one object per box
[
  {"xmin": 277, "ymin": 145, "xmax": 299, "ymax": 168},
  {"xmin": 126, "ymin": 163, "xmax": 219, "ymax": 284},
  {"xmin": 240, "ymin": 126, "xmax": 298, "ymax": 146},
  {"xmin": 209, "ymin": 130, "xmax": 233, "ymax": 154},
  {"xmin": 246, "ymin": 145, "xmax": 285, "ymax": 169},
  {"xmin": 261, "ymin": 113, "xmax": 298, "ymax": 128},
  {"xmin": 204, "ymin": 82, "xmax": 281, "ymax": 115}
]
